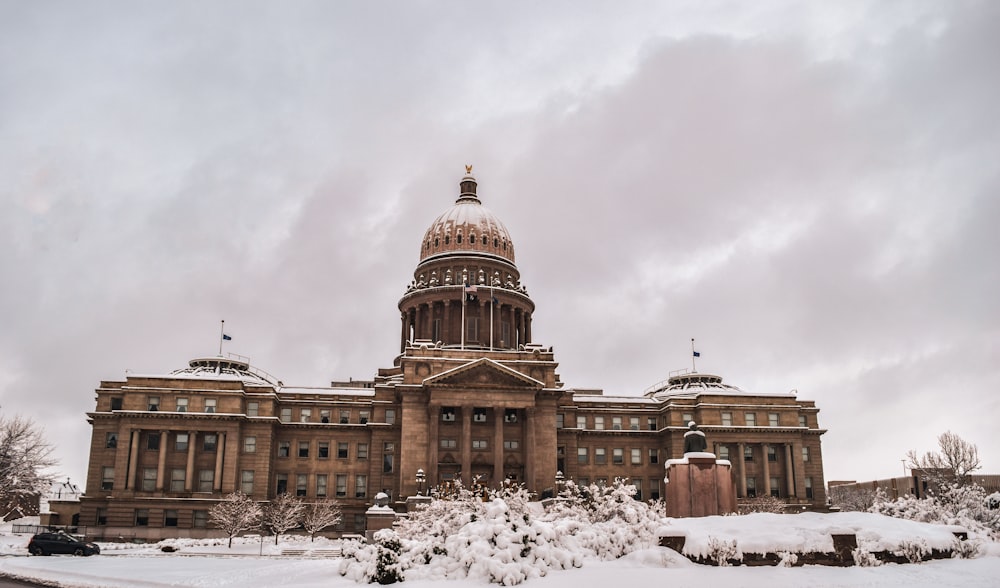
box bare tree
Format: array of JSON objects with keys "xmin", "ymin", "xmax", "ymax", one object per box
[
  {"xmin": 0, "ymin": 414, "xmax": 57, "ymax": 521},
  {"xmin": 827, "ymin": 484, "xmax": 880, "ymax": 512},
  {"xmin": 302, "ymin": 498, "xmax": 342, "ymax": 541},
  {"xmin": 906, "ymin": 430, "xmax": 981, "ymax": 489},
  {"xmin": 263, "ymin": 492, "xmax": 305, "ymax": 544},
  {"xmin": 209, "ymin": 492, "xmax": 262, "ymax": 548}
]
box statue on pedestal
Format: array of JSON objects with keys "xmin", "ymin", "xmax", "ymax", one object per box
[{"xmin": 683, "ymin": 421, "xmax": 708, "ymax": 454}]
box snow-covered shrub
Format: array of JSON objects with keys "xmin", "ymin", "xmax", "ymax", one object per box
[
  {"xmin": 895, "ymin": 538, "xmax": 929, "ymax": 563},
  {"xmin": 705, "ymin": 536, "xmax": 739, "ymax": 566},
  {"xmin": 372, "ymin": 530, "xmax": 404, "ymax": 585},
  {"xmin": 852, "ymin": 547, "xmax": 881, "ymax": 567},
  {"xmin": 871, "ymin": 482, "xmax": 999, "ymax": 540},
  {"xmin": 776, "ymin": 551, "xmax": 798, "ymax": 567},
  {"xmin": 737, "ymin": 495, "xmax": 786, "ymax": 515},
  {"xmin": 952, "ymin": 537, "xmax": 983, "ymax": 559}
]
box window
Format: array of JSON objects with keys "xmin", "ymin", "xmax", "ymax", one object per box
[
  {"xmin": 503, "ymin": 440, "xmax": 519, "ymax": 450},
  {"xmin": 297, "ymin": 474, "xmax": 308, "ymax": 497},
  {"xmin": 473, "ymin": 408, "xmax": 487, "ymax": 422},
  {"xmin": 176, "ymin": 433, "xmax": 189, "ymax": 452},
  {"xmin": 471, "ymin": 439, "xmax": 487, "ymax": 449},
  {"xmin": 340, "ymin": 410, "xmax": 350, "ymax": 424},
  {"xmin": 298, "ymin": 441, "xmax": 309, "ymax": 458},
  {"xmin": 767, "ymin": 446, "xmax": 777, "ymax": 462},
  {"xmin": 805, "ymin": 477, "xmax": 814, "ymax": 499},
  {"xmin": 358, "ymin": 443, "xmax": 369, "ymax": 459},
  {"xmin": 105, "ymin": 432, "xmax": 118, "ymax": 449},
  {"xmin": 556, "ymin": 413, "xmax": 564, "ymax": 428},
  {"xmin": 682, "ymin": 413, "xmax": 693, "ymax": 424},
  {"xmin": 650, "ymin": 478, "xmax": 661, "ymax": 500},
  {"xmin": 577, "ymin": 415, "xmax": 587, "ymax": 429},
  {"xmin": 744, "ymin": 446, "xmax": 754, "ymax": 462},
  {"xmin": 300, "ymin": 408, "xmax": 311, "ymax": 422},
  {"xmin": 770, "ymin": 477, "xmax": 781, "ymax": 498},
  {"xmin": 355, "ymin": 475, "xmax": 367, "ymax": 498},
  {"xmin": 320, "ymin": 410, "xmax": 331, "ymax": 423},
  {"xmin": 596, "ymin": 477, "xmax": 608, "ymax": 487},
  {"xmin": 276, "ymin": 474, "xmax": 288, "ymax": 495},
  {"xmin": 612, "ymin": 417, "xmax": 622, "ymax": 430},
  {"xmin": 721, "ymin": 412, "xmax": 733, "ymax": 427},
  {"xmin": 612, "ymin": 448, "xmax": 624, "ymax": 465},
  {"xmin": 647, "ymin": 417, "xmax": 657, "ymax": 431},
  {"xmin": 629, "ymin": 417, "xmax": 639, "ymax": 431},
  {"xmin": 385, "ymin": 409, "xmax": 396, "ymax": 425},
  {"xmin": 176, "ymin": 398, "xmax": 188, "ymax": 412},
  {"xmin": 648, "ymin": 449, "xmax": 658, "ymax": 464},
  {"xmin": 170, "ymin": 468, "xmax": 185, "ymax": 492},
  {"xmin": 769, "ymin": 413, "xmax": 779, "ymax": 427},
  {"xmin": 204, "ymin": 434, "xmax": 217, "ymax": 452},
  {"xmin": 466, "ymin": 317, "xmax": 479, "ymax": 341},
  {"xmin": 318, "ymin": 441, "xmax": 330, "ymax": 459},
  {"xmin": 440, "ymin": 438, "xmax": 457, "ymax": 449},
  {"xmin": 193, "ymin": 510, "xmax": 207, "ymax": 528},
  {"xmin": 278, "ymin": 441, "xmax": 290, "ymax": 458},
  {"xmin": 802, "ymin": 446, "xmax": 810, "ymax": 462},
  {"xmin": 746, "ymin": 477, "xmax": 757, "ymax": 498},
  {"xmin": 432, "ymin": 318, "xmax": 442, "ymax": 342},
  {"xmin": 204, "ymin": 398, "xmax": 217, "ymax": 413},
  {"xmin": 141, "ymin": 468, "xmax": 157, "ymax": 492},
  {"xmin": 147, "ymin": 396, "xmax": 160, "ymax": 411},
  {"xmin": 798, "ymin": 415, "xmax": 807, "ymax": 428},
  {"xmin": 577, "ymin": 447, "xmax": 588, "ymax": 464},
  {"xmin": 633, "ymin": 479, "xmax": 643, "ymax": 500},
  {"xmin": 504, "ymin": 409, "xmax": 517, "ymax": 423},
  {"xmin": 338, "ymin": 442, "xmax": 348, "ymax": 459},
  {"xmin": 359, "ymin": 410, "xmax": 370, "ymax": 424},
  {"xmin": 101, "ymin": 467, "xmax": 114, "ymax": 491},
  {"xmin": 281, "ymin": 408, "xmax": 292, "ymax": 422},
  {"xmin": 631, "ymin": 448, "xmax": 641, "ymax": 465},
  {"xmin": 719, "ymin": 446, "xmax": 730, "ymax": 460},
  {"xmin": 243, "ymin": 436, "xmax": 256, "ymax": 453},
  {"xmin": 147, "ymin": 433, "xmax": 160, "ymax": 451},
  {"xmin": 110, "ymin": 397, "xmax": 123, "ymax": 411},
  {"xmin": 336, "ymin": 474, "xmax": 347, "ymax": 497},
  {"xmin": 744, "ymin": 412, "xmax": 756, "ymax": 427},
  {"xmin": 135, "ymin": 509, "xmax": 149, "ymax": 526},
  {"xmin": 164, "ymin": 509, "xmax": 179, "ymax": 527},
  {"xmin": 595, "ymin": 448, "xmax": 607, "ymax": 465},
  {"xmin": 198, "ymin": 470, "xmax": 214, "ymax": 492},
  {"xmin": 96, "ymin": 508, "xmax": 107, "ymax": 525},
  {"xmin": 316, "ymin": 474, "xmax": 328, "ymax": 497},
  {"xmin": 383, "ymin": 449, "xmax": 394, "ymax": 473},
  {"xmin": 247, "ymin": 401, "xmax": 259, "ymax": 417},
  {"xmin": 593, "ymin": 416, "xmax": 604, "ymax": 430}
]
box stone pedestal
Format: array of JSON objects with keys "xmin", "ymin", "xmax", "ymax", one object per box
[
  {"xmin": 664, "ymin": 452, "xmax": 737, "ymax": 518},
  {"xmin": 364, "ymin": 506, "xmax": 398, "ymax": 542},
  {"xmin": 405, "ymin": 495, "xmax": 432, "ymax": 513}
]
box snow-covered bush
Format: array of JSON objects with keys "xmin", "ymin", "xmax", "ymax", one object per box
[
  {"xmin": 852, "ymin": 547, "xmax": 882, "ymax": 567},
  {"xmin": 871, "ymin": 482, "xmax": 1000, "ymax": 540},
  {"xmin": 895, "ymin": 538, "xmax": 929, "ymax": 563},
  {"xmin": 776, "ymin": 551, "xmax": 798, "ymax": 567},
  {"xmin": 952, "ymin": 536, "xmax": 983, "ymax": 559},
  {"xmin": 705, "ymin": 536, "xmax": 739, "ymax": 566},
  {"xmin": 736, "ymin": 495, "xmax": 786, "ymax": 515}
]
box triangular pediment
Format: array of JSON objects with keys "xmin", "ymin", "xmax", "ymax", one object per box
[{"xmin": 423, "ymin": 358, "xmax": 544, "ymax": 389}]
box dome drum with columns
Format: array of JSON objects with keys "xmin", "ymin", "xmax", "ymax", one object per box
[{"xmin": 398, "ymin": 171, "xmax": 535, "ymax": 351}]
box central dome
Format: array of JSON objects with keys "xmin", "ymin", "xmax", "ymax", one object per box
[{"xmin": 418, "ymin": 171, "xmax": 515, "ymax": 265}]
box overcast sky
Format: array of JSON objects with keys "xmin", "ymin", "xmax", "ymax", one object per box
[{"xmin": 2, "ymin": 1, "xmax": 997, "ymax": 488}]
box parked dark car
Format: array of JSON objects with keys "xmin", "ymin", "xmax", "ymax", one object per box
[{"xmin": 27, "ymin": 531, "xmax": 100, "ymax": 556}]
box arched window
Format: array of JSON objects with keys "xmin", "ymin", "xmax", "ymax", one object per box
[
  {"xmin": 502, "ymin": 240, "xmax": 507, "ymax": 251},
  {"xmin": 482, "ymin": 235, "xmax": 488, "ymax": 245},
  {"xmin": 470, "ymin": 233, "xmax": 476, "ymax": 245},
  {"xmin": 494, "ymin": 237, "xmax": 499, "ymax": 248},
  {"xmin": 445, "ymin": 235, "xmax": 450, "ymax": 245},
  {"xmin": 457, "ymin": 233, "xmax": 463, "ymax": 244},
  {"xmin": 435, "ymin": 237, "xmax": 440, "ymax": 247}
]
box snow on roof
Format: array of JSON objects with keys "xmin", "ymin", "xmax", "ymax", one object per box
[{"xmin": 278, "ymin": 386, "xmax": 376, "ymax": 397}]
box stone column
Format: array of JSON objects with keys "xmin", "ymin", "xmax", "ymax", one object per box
[
  {"xmin": 736, "ymin": 442, "xmax": 747, "ymax": 498},
  {"xmin": 784, "ymin": 443, "xmax": 795, "ymax": 497},
  {"xmin": 185, "ymin": 431, "xmax": 197, "ymax": 491},
  {"xmin": 428, "ymin": 405, "xmax": 439, "ymax": 486},
  {"xmin": 126, "ymin": 429, "xmax": 140, "ymax": 490},
  {"xmin": 519, "ymin": 311, "xmax": 526, "ymax": 347},
  {"xmin": 524, "ymin": 408, "xmax": 536, "ymax": 490},
  {"xmin": 525, "ymin": 312, "xmax": 532, "ymax": 343},
  {"xmin": 400, "ymin": 311, "xmax": 408, "ymax": 352},
  {"xmin": 492, "ymin": 407, "xmax": 504, "ymax": 484},
  {"xmin": 762, "ymin": 443, "xmax": 771, "ymax": 497},
  {"xmin": 443, "ymin": 300, "xmax": 451, "ymax": 345},
  {"xmin": 414, "ymin": 305, "xmax": 423, "ymax": 340},
  {"xmin": 460, "ymin": 406, "xmax": 472, "ymax": 481},
  {"xmin": 214, "ymin": 432, "xmax": 225, "ymax": 492},
  {"xmin": 156, "ymin": 431, "xmax": 168, "ymax": 491},
  {"xmin": 792, "ymin": 441, "xmax": 807, "ymax": 499}
]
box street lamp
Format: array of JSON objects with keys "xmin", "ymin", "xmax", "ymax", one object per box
[{"xmin": 415, "ymin": 468, "xmax": 426, "ymax": 496}]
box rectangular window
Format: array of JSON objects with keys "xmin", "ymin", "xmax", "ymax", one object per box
[
  {"xmin": 594, "ymin": 416, "xmax": 605, "ymax": 430},
  {"xmin": 247, "ymin": 401, "xmax": 259, "ymax": 417},
  {"xmin": 650, "ymin": 478, "xmax": 660, "ymax": 500},
  {"xmin": 105, "ymin": 432, "xmax": 118, "ymax": 449},
  {"xmin": 466, "ymin": 317, "xmax": 479, "ymax": 341},
  {"xmin": 359, "ymin": 410, "xmax": 370, "ymax": 424},
  {"xmin": 769, "ymin": 413, "xmax": 779, "ymax": 427},
  {"xmin": 278, "ymin": 441, "xmax": 290, "ymax": 458},
  {"xmin": 281, "ymin": 408, "xmax": 292, "ymax": 422},
  {"xmin": 204, "ymin": 398, "xmax": 217, "ymax": 413},
  {"xmin": 110, "ymin": 397, "xmax": 123, "ymax": 411},
  {"xmin": 170, "ymin": 468, "xmax": 185, "ymax": 492},
  {"xmin": 633, "ymin": 479, "xmax": 642, "ymax": 500},
  {"xmin": 799, "ymin": 415, "xmax": 807, "ymax": 428},
  {"xmin": 141, "ymin": 467, "xmax": 157, "ymax": 492},
  {"xmin": 385, "ymin": 409, "xmax": 396, "ymax": 425},
  {"xmin": 595, "ymin": 447, "xmax": 607, "ymax": 465},
  {"xmin": 647, "ymin": 417, "xmax": 657, "ymax": 431},
  {"xmin": 744, "ymin": 412, "xmax": 756, "ymax": 427},
  {"xmin": 300, "ymin": 408, "xmax": 311, "ymax": 422},
  {"xmin": 802, "ymin": 446, "xmax": 810, "ymax": 462},
  {"xmin": 682, "ymin": 413, "xmax": 693, "ymax": 424},
  {"xmin": 338, "ymin": 442, "xmax": 348, "ymax": 459},
  {"xmin": 297, "ymin": 474, "xmax": 308, "ymax": 497},
  {"xmin": 648, "ymin": 449, "xmax": 658, "ymax": 464},
  {"xmin": 805, "ymin": 477, "xmax": 814, "ymax": 499},
  {"xmin": 101, "ymin": 467, "xmax": 114, "ymax": 491},
  {"xmin": 358, "ymin": 442, "xmax": 369, "ymax": 459},
  {"xmin": 276, "ymin": 474, "xmax": 288, "ymax": 495},
  {"xmin": 719, "ymin": 446, "xmax": 730, "ymax": 461},
  {"xmin": 471, "ymin": 439, "xmax": 487, "ymax": 449},
  {"xmin": 164, "ymin": 510, "xmax": 178, "ymax": 527},
  {"xmin": 204, "ymin": 434, "xmax": 217, "ymax": 452},
  {"xmin": 176, "ymin": 398, "xmax": 188, "ymax": 412},
  {"xmin": 318, "ymin": 442, "xmax": 329, "ymax": 458},
  {"xmin": 432, "ymin": 318, "xmax": 442, "ymax": 342},
  {"xmin": 336, "ymin": 474, "xmax": 347, "ymax": 497},
  {"xmin": 473, "ymin": 408, "xmax": 488, "ymax": 422},
  {"xmin": 298, "ymin": 441, "xmax": 310, "ymax": 458},
  {"xmin": 768, "ymin": 445, "xmax": 777, "ymax": 462},
  {"xmin": 176, "ymin": 433, "xmax": 189, "ymax": 452},
  {"xmin": 198, "ymin": 469, "xmax": 214, "ymax": 492},
  {"xmin": 612, "ymin": 448, "xmax": 624, "ymax": 465},
  {"xmin": 721, "ymin": 412, "xmax": 733, "ymax": 427},
  {"xmin": 577, "ymin": 447, "xmax": 588, "ymax": 464},
  {"xmin": 96, "ymin": 508, "xmax": 107, "ymax": 525},
  {"xmin": 236, "ymin": 435, "xmax": 253, "ymax": 453},
  {"xmin": 316, "ymin": 474, "xmax": 328, "ymax": 497},
  {"xmin": 147, "ymin": 396, "xmax": 160, "ymax": 411},
  {"xmin": 320, "ymin": 409, "xmax": 331, "ymax": 423},
  {"xmin": 135, "ymin": 509, "xmax": 149, "ymax": 526},
  {"xmin": 612, "ymin": 417, "xmax": 622, "ymax": 430},
  {"xmin": 147, "ymin": 433, "xmax": 160, "ymax": 451},
  {"xmin": 340, "ymin": 410, "xmax": 350, "ymax": 424},
  {"xmin": 503, "ymin": 440, "xmax": 519, "ymax": 450},
  {"xmin": 744, "ymin": 446, "xmax": 754, "ymax": 462},
  {"xmin": 556, "ymin": 413, "xmax": 564, "ymax": 428},
  {"xmin": 440, "ymin": 438, "xmax": 457, "ymax": 449},
  {"xmin": 747, "ymin": 477, "xmax": 757, "ymax": 498},
  {"xmin": 355, "ymin": 475, "xmax": 367, "ymax": 498},
  {"xmin": 631, "ymin": 448, "xmax": 641, "ymax": 465},
  {"xmin": 193, "ymin": 510, "xmax": 207, "ymax": 528},
  {"xmin": 383, "ymin": 453, "xmax": 394, "ymax": 474},
  {"xmin": 770, "ymin": 477, "xmax": 781, "ymax": 498},
  {"xmin": 629, "ymin": 417, "xmax": 639, "ymax": 431},
  {"xmin": 577, "ymin": 415, "xmax": 587, "ymax": 429}
]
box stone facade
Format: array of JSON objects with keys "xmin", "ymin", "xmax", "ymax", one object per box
[{"xmin": 79, "ymin": 171, "xmax": 827, "ymax": 540}]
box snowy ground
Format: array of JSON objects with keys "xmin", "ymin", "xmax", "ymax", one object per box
[{"xmin": 2, "ymin": 515, "xmax": 999, "ymax": 588}]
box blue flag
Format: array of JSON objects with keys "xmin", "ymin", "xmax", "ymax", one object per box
[
  {"xmin": 693, "ymin": 350, "xmax": 700, "ymax": 357},
  {"xmin": 222, "ymin": 334, "xmax": 232, "ymax": 341}
]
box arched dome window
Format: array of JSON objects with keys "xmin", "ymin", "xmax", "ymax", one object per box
[
  {"xmin": 470, "ymin": 233, "xmax": 476, "ymax": 246},
  {"xmin": 494, "ymin": 237, "xmax": 499, "ymax": 248},
  {"xmin": 457, "ymin": 233, "xmax": 463, "ymax": 244},
  {"xmin": 482, "ymin": 235, "xmax": 488, "ymax": 246},
  {"xmin": 435, "ymin": 237, "xmax": 440, "ymax": 247},
  {"xmin": 502, "ymin": 239, "xmax": 507, "ymax": 251},
  {"xmin": 445, "ymin": 235, "xmax": 450, "ymax": 245}
]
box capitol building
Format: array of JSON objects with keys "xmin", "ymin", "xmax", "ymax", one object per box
[{"xmin": 80, "ymin": 170, "xmax": 828, "ymax": 539}]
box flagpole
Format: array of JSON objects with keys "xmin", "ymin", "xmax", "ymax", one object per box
[
  {"xmin": 219, "ymin": 320, "xmax": 225, "ymax": 356},
  {"xmin": 489, "ymin": 285, "xmax": 494, "ymax": 351},
  {"xmin": 460, "ymin": 284, "xmax": 466, "ymax": 350},
  {"xmin": 691, "ymin": 338, "xmax": 696, "ymax": 373}
]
